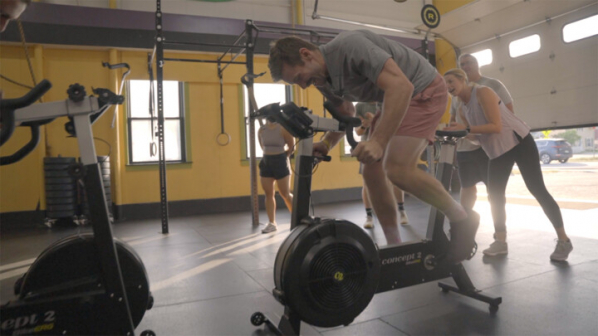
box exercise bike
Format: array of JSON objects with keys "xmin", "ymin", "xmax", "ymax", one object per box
[
  {"xmin": 0, "ymin": 64, "xmax": 154, "ymax": 336},
  {"xmin": 250, "ymin": 101, "xmax": 502, "ymax": 335}
]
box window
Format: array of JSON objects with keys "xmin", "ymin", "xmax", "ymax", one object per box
[
  {"xmin": 470, "ymin": 49, "xmax": 493, "ymax": 67},
  {"xmin": 127, "ymin": 80, "xmax": 186, "ymax": 164},
  {"xmin": 343, "ymin": 102, "xmax": 370, "ymax": 156},
  {"xmin": 243, "ymin": 83, "xmax": 292, "ymax": 158},
  {"xmin": 586, "ymin": 138, "xmax": 593, "ymax": 147},
  {"xmin": 563, "ymin": 14, "xmax": 598, "ymax": 43},
  {"xmin": 509, "ymin": 34, "xmax": 541, "ymax": 58}
]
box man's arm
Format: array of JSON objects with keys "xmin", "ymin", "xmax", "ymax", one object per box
[
  {"xmin": 369, "ymin": 58, "xmax": 414, "ymax": 148},
  {"xmin": 321, "ymin": 100, "xmax": 356, "ymax": 148}
]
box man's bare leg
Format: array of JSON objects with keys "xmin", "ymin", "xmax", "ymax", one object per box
[
  {"xmin": 460, "ymin": 185, "xmax": 477, "ymax": 211},
  {"xmin": 382, "ymin": 135, "xmax": 478, "ymax": 262},
  {"xmin": 384, "ymin": 136, "xmax": 467, "ymax": 222},
  {"xmin": 362, "ymin": 161, "xmax": 400, "ymax": 244}
]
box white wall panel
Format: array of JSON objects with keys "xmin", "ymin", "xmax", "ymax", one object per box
[{"xmin": 463, "ymin": 6, "xmax": 598, "ymax": 130}]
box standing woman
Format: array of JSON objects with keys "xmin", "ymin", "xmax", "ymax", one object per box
[
  {"xmin": 258, "ymin": 117, "xmax": 295, "ymax": 233},
  {"xmin": 443, "ymin": 68, "xmax": 573, "ymax": 261}
]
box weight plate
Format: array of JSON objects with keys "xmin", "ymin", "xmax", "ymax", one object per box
[
  {"xmin": 47, "ymin": 204, "xmax": 76, "ymax": 211},
  {"xmin": 46, "ymin": 197, "xmax": 77, "ymax": 205},
  {"xmin": 45, "ymin": 177, "xmax": 76, "ymax": 185},
  {"xmin": 45, "ymin": 184, "xmax": 76, "ymax": 191},
  {"xmin": 45, "ymin": 170, "xmax": 72, "ymax": 178},
  {"xmin": 46, "ymin": 190, "xmax": 76, "ymax": 198}
]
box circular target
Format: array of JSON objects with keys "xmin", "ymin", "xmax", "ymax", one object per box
[{"xmin": 421, "ymin": 4, "xmax": 441, "ymax": 29}]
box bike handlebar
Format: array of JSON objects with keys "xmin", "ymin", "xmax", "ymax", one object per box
[
  {"xmin": 1, "ymin": 80, "xmax": 52, "ymax": 111},
  {"xmin": 323, "ymin": 101, "xmax": 361, "ymax": 150},
  {"xmin": 1, "ymin": 80, "xmax": 52, "ymax": 147}
]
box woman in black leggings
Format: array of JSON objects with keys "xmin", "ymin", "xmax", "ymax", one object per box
[{"xmin": 444, "ymin": 68, "xmax": 572, "ymax": 262}]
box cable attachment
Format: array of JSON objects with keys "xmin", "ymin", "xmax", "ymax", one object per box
[
  {"xmin": 93, "ymin": 88, "xmax": 124, "ymax": 106},
  {"xmin": 67, "ymin": 83, "xmax": 87, "ymax": 102}
]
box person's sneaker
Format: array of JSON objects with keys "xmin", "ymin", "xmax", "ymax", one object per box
[
  {"xmin": 399, "ymin": 210, "xmax": 409, "ymax": 225},
  {"xmin": 550, "ymin": 239, "xmax": 573, "ymax": 261},
  {"xmin": 262, "ymin": 222, "xmax": 277, "ymax": 234},
  {"xmin": 483, "ymin": 241, "xmax": 508, "ymax": 256},
  {"xmin": 363, "ymin": 216, "xmax": 374, "ymax": 229},
  {"xmin": 446, "ymin": 211, "xmax": 480, "ymax": 264}
]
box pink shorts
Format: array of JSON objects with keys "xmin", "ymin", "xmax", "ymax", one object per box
[{"xmin": 371, "ymin": 74, "xmax": 448, "ymax": 144}]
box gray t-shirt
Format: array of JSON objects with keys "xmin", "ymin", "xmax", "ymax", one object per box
[
  {"xmin": 450, "ymin": 76, "xmax": 513, "ymax": 152},
  {"xmin": 316, "ymin": 30, "xmax": 438, "ymax": 105}
]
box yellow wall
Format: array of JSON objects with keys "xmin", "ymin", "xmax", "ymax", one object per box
[
  {"xmin": 2, "ymin": 1, "xmax": 477, "ymax": 214},
  {"xmin": 434, "ymin": 0, "xmax": 477, "ymax": 124},
  {"xmin": 0, "ymin": 44, "xmax": 362, "ymax": 213}
]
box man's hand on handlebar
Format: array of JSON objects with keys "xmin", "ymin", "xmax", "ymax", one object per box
[
  {"xmin": 352, "ymin": 139, "xmax": 384, "ymax": 164},
  {"xmin": 313, "ymin": 141, "xmax": 330, "ymax": 159}
]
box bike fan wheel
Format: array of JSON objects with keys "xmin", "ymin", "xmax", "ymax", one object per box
[
  {"xmin": 274, "ymin": 219, "xmax": 380, "ymax": 327},
  {"xmin": 17, "ymin": 234, "xmax": 152, "ymax": 332}
]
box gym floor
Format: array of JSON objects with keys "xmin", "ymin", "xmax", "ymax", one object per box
[{"xmin": 1, "ymin": 194, "xmax": 597, "ymax": 336}]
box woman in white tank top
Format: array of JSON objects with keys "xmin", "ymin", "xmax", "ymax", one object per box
[
  {"xmin": 257, "ymin": 117, "xmax": 295, "ymax": 234},
  {"xmin": 443, "ymin": 68, "xmax": 573, "ymax": 262}
]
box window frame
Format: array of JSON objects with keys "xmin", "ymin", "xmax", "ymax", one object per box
[
  {"xmin": 470, "ymin": 49, "xmax": 493, "ymax": 68},
  {"xmin": 240, "ymin": 83, "xmax": 293, "ymax": 161},
  {"xmin": 125, "ymin": 80, "xmax": 188, "ymax": 165},
  {"xmin": 562, "ymin": 14, "xmax": 598, "ymax": 44},
  {"xmin": 508, "ymin": 34, "xmax": 541, "ymax": 59}
]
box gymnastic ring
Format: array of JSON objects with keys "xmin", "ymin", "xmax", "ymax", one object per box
[
  {"xmin": 216, "ymin": 132, "xmax": 231, "ymax": 146},
  {"xmin": 149, "ymin": 142, "xmax": 157, "ymax": 157}
]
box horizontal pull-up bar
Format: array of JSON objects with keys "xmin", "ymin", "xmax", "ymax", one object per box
[
  {"xmin": 254, "ymin": 24, "xmax": 337, "ymax": 38},
  {"xmin": 164, "ymin": 58, "xmax": 246, "ymax": 65},
  {"xmin": 164, "ymin": 40, "xmax": 248, "ymax": 49}
]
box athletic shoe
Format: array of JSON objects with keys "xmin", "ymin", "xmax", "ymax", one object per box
[
  {"xmin": 262, "ymin": 222, "xmax": 277, "ymax": 234},
  {"xmin": 364, "ymin": 216, "xmax": 374, "ymax": 229},
  {"xmin": 550, "ymin": 239, "xmax": 573, "ymax": 261},
  {"xmin": 483, "ymin": 241, "xmax": 508, "ymax": 256},
  {"xmin": 446, "ymin": 211, "xmax": 480, "ymax": 264},
  {"xmin": 399, "ymin": 210, "xmax": 409, "ymax": 225}
]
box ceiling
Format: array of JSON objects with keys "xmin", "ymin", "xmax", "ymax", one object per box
[
  {"xmin": 305, "ymin": 0, "xmax": 598, "ymax": 48},
  {"xmin": 429, "ymin": 0, "xmax": 598, "ymax": 49}
]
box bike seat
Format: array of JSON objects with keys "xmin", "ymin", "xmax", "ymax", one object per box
[{"xmin": 435, "ymin": 130, "xmax": 468, "ymax": 139}]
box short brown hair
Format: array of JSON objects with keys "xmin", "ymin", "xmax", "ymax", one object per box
[{"xmin": 268, "ymin": 37, "xmax": 318, "ymax": 82}]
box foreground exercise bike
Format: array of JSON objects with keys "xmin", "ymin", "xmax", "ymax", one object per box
[
  {"xmin": 250, "ymin": 101, "xmax": 502, "ymax": 335},
  {"xmin": 0, "ymin": 65, "xmax": 154, "ymax": 336}
]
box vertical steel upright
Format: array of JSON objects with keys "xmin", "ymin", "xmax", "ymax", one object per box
[
  {"xmin": 155, "ymin": 0, "xmax": 169, "ymax": 233},
  {"xmin": 245, "ymin": 20, "xmax": 260, "ymax": 226}
]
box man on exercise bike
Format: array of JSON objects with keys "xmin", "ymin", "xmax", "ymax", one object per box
[{"xmin": 268, "ymin": 30, "xmax": 478, "ymax": 263}]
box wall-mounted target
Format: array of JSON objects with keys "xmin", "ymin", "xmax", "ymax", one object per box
[{"xmin": 421, "ymin": 4, "xmax": 440, "ymax": 29}]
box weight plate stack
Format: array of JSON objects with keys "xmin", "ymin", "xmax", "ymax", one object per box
[
  {"xmin": 44, "ymin": 157, "xmax": 77, "ymax": 220},
  {"xmin": 80, "ymin": 156, "xmax": 113, "ymax": 219}
]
